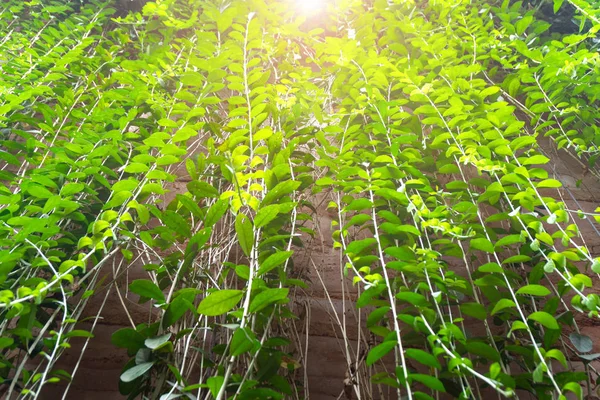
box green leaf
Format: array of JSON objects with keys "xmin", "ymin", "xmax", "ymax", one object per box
[
  {"xmin": 528, "ymin": 311, "xmax": 559, "ymax": 330},
  {"xmin": 480, "ymin": 86, "xmax": 500, "ymax": 98},
  {"xmin": 516, "ymin": 284, "xmax": 551, "ymax": 297},
  {"xmin": 0, "ymin": 338, "xmax": 14, "ymax": 349},
  {"xmin": 379, "ymin": 223, "xmax": 420, "ymax": 236},
  {"xmin": 235, "ymin": 213, "xmax": 253, "ymax": 257},
  {"xmin": 491, "ymin": 298, "xmax": 516, "ymax": 315},
  {"xmin": 345, "ymin": 198, "xmax": 372, "ymax": 211},
  {"xmin": 466, "ymin": 341, "xmax": 500, "ymax": 362},
  {"xmin": 104, "ymin": 191, "xmax": 132, "ymax": 209},
  {"xmin": 396, "ymin": 292, "xmax": 429, "ymax": 307},
  {"xmin": 257, "ymin": 251, "xmax": 293, "ymax": 276},
  {"xmin": 366, "ymin": 340, "xmax": 397, "ymax": 366},
  {"xmin": 121, "ymin": 362, "xmax": 154, "ymax": 382},
  {"xmin": 205, "ymin": 199, "xmax": 229, "ymax": 227},
  {"xmin": 254, "ymin": 204, "xmax": 281, "ymax": 228},
  {"xmin": 187, "ymin": 181, "xmax": 219, "ymax": 198},
  {"xmin": 262, "ymin": 180, "xmax": 301, "ymax": 206},
  {"xmin": 145, "ymin": 333, "xmax": 171, "ymax": 350},
  {"xmin": 553, "ymin": 0, "xmax": 564, "ymax": 13},
  {"xmin": 197, "ymin": 290, "xmax": 243, "ymax": 316},
  {"xmin": 591, "ymin": 258, "xmax": 600, "ymax": 273},
  {"xmin": 537, "ymin": 179, "xmax": 562, "ymax": 188},
  {"xmin": 523, "ymin": 155, "xmax": 549, "ymax": 165},
  {"xmin": 543, "ymin": 259, "xmax": 556, "ymax": 273},
  {"xmin": 60, "ymin": 183, "xmax": 85, "ymax": 196},
  {"xmin": 124, "ymin": 163, "xmax": 149, "ymax": 173},
  {"xmin": 129, "ymin": 280, "xmax": 165, "ymax": 303},
  {"xmin": 405, "ymin": 348, "xmax": 441, "ymax": 369},
  {"xmin": 546, "ymin": 349, "xmax": 567, "ymax": 368},
  {"xmin": 410, "ymin": 373, "xmax": 445, "ymax": 392},
  {"xmin": 65, "ymin": 330, "xmax": 94, "ymax": 339},
  {"xmin": 516, "ymin": 15, "xmax": 533, "ymax": 35},
  {"xmin": 27, "ymin": 185, "xmax": 53, "ymax": 199},
  {"xmin": 162, "ymin": 211, "xmax": 191, "ymax": 238},
  {"xmin": 569, "ymin": 333, "xmax": 593, "ymax": 353},
  {"xmin": 230, "ymin": 327, "xmax": 258, "ymax": 356},
  {"xmin": 163, "ymin": 294, "xmax": 195, "ymax": 327},
  {"xmin": 111, "ymin": 328, "xmax": 145, "ymax": 352},
  {"xmin": 207, "ymin": 376, "xmax": 224, "ymax": 398},
  {"xmin": 249, "ymin": 288, "xmax": 289, "ymax": 313},
  {"xmin": 460, "ymin": 302, "xmax": 487, "ymax": 320},
  {"xmin": 470, "ymin": 238, "xmax": 494, "ymax": 253}
]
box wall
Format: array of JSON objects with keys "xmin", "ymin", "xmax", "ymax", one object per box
[{"xmin": 39, "ymin": 136, "xmax": 600, "ymax": 400}]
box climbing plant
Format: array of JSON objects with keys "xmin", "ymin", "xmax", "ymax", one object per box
[{"xmin": 2, "ymin": 0, "xmax": 600, "ymax": 399}]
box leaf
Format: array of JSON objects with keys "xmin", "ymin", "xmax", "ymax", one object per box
[
  {"xmin": 346, "ymin": 238, "xmax": 377, "ymax": 255},
  {"xmin": 546, "ymin": 349, "xmax": 567, "ymax": 368},
  {"xmin": 395, "ymin": 292, "xmax": 429, "ymax": 307},
  {"xmin": 162, "ymin": 211, "xmax": 191, "ymax": 238},
  {"xmin": 516, "ymin": 15, "xmax": 533, "ymax": 35},
  {"xmin": 120, "ymin": 362, "xmax": 154, "ymax": 382},
  {"xmin": 579, "ymin": 353, "xmax": 600, "ymax": 361},
  {"xmin": 261, "ymin": 180, "xmax": 301, "ymax": 206},
  {"xmin": 0, "ymin": 338, "xmax": 14, "ymax": 349},
  {"xmin": 235, "ymin": 213, "xmax": 253, "ymax": 257},
  {"xmin": 470, "ymin": 238, "xmax": 494, "ymax": 253},
  {"xmin": 366, "ymin": 340, "xmax": 397, "ymax": 366},
  {"xmin": 553, "ymin": 0, "xmax": 564, "ymax": 13},
  {"xmin": 379, "ymin": 223, "xmax": 420, "ymax": 236},
  {"xmin": 528, "ymin": 311, "xmax": 559, "ymax": 330},
  {"xmin": 543, "ymin": 259, "xmax": 555, "ymax": 273},
  {"xmin": 65, "ymin": 330, "xmax": 94, "ymax": 339},
  {"xmin": 187, "ymin": 181, "xmax": 219, "ymax": 198},
  {"xmin": 491, "ymin": 298, "xmax": 516, "ymax": 315},
  {"xmin": 163, "ymin": 294, "xmax": 195, "ymax": 327},
  {"xmin": 124, "ymin": 163, "xmax": 149, "ymax": 173},
  {"xmin": 129, "ymin": 280, "xmax": 165, "ymax": 303},
  {"xmin": 460, "ymin": 302, "xmax": 487, "ymax": 320},
  {"xmin": 111, "ymin": 328, "xmax": 145, "ymax": 352},
  {"xmin": 145, "ymin": 334, "xmax": 171, "ymax": 350},
  {"xmin": 410, "ymin": 373, "xmax": 445, "ymax": 392},
  {"xmin": 523, "ymin": 155, "xmax": 549, "ymax": 165},
  {"xmin": 537, "ymin": 179, "xmax": 562, "ymax": 188},
  {"xmin": 480, "ymin": 86, "xmax": 500, "ymax": 98},
  {"xmin": 230, "ymin": 327, "xmax": 258, "ymax": 356},
  {"xmin": 207, "ymin": 376, "xmax": 224, "ymax": 398},
  {"xmin": 60, "ymin": 183, "xmax": 85, "ymax": 196},
  {"xmin": 516, "ymin": 284, "xmax": 551, "ymax": 297},
  {"xmin": 197, "ymin": 290, "xmax": 243, "ymax": 316},
  {"xmin": 205, "ymin": 199, "xmax": 229, "ymax": 227},
  {"xmin": 591, "ymin": 258, "xmax": 600, "ymax": 273},
  {"xmin": 27, "ymin": 185, "xmax": 53, "ymax": 199},
  {"xmin": 104, "ymin": 190, "xmax": 132, "ymax": 209},
  {"xmin": 254, "ymin": 204, "xmax": 280, "ymax": 228},
  {"xmin": 257, "ymin": 251, "xmax": 293, "ymax": 276},
  {"xmin": 345, "ymin": 198, "xmax": 372, "ymax": 211},
  {"xmin": 569, "ymin": 333, "xmax": 593, "ymax": 353},
  {"xmin": 466, "ymin": 341, "xmax": 500, "ymax": 362},
  {"xmin": 249, "ymin": 288, "xmax": 289, "ymax": 313},
  {"xmin": 405, "ymin": 348, "xmax": 441, "ymax": 369}
]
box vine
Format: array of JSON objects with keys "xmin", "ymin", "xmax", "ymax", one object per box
[{"xmin": 2, "ymin": 0, "xmax": 600, "ymax": 399}]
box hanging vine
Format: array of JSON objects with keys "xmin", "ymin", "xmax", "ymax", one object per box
[{"xmin": 2, "ymin": 0, "xmax": 600, "ymax": 399}]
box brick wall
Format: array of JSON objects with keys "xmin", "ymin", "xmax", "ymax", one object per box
[{"xmin": 39, "ymin": 136, "xmax": 600, "ymax": 399}]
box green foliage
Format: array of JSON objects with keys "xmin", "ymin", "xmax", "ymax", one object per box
[{"xmin": 2, "ymin": 0, "xmax": 600, "ymax": 398}]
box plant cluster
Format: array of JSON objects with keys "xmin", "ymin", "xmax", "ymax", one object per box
[{"xmin": 2, "ymin": 0, "xmax": 600, "ymax": 399}]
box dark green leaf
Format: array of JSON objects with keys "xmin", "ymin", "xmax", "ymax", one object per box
[{"xmin": 197, "ymin": 290, "xmax": 243, "ymax": 316}]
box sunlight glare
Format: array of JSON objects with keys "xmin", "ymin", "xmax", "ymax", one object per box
[{"xmin": 298, "ymin": 0, "xmax": 325, "ymax": 14}]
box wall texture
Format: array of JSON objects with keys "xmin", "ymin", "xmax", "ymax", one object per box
[{"xmin": 38, "ymin": 136, "xmax": 600, "ymax": 400}]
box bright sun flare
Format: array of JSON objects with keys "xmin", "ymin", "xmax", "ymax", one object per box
[{"xmin": 298, "ymin": 0, "xmax": 325, "ymax": 13}]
